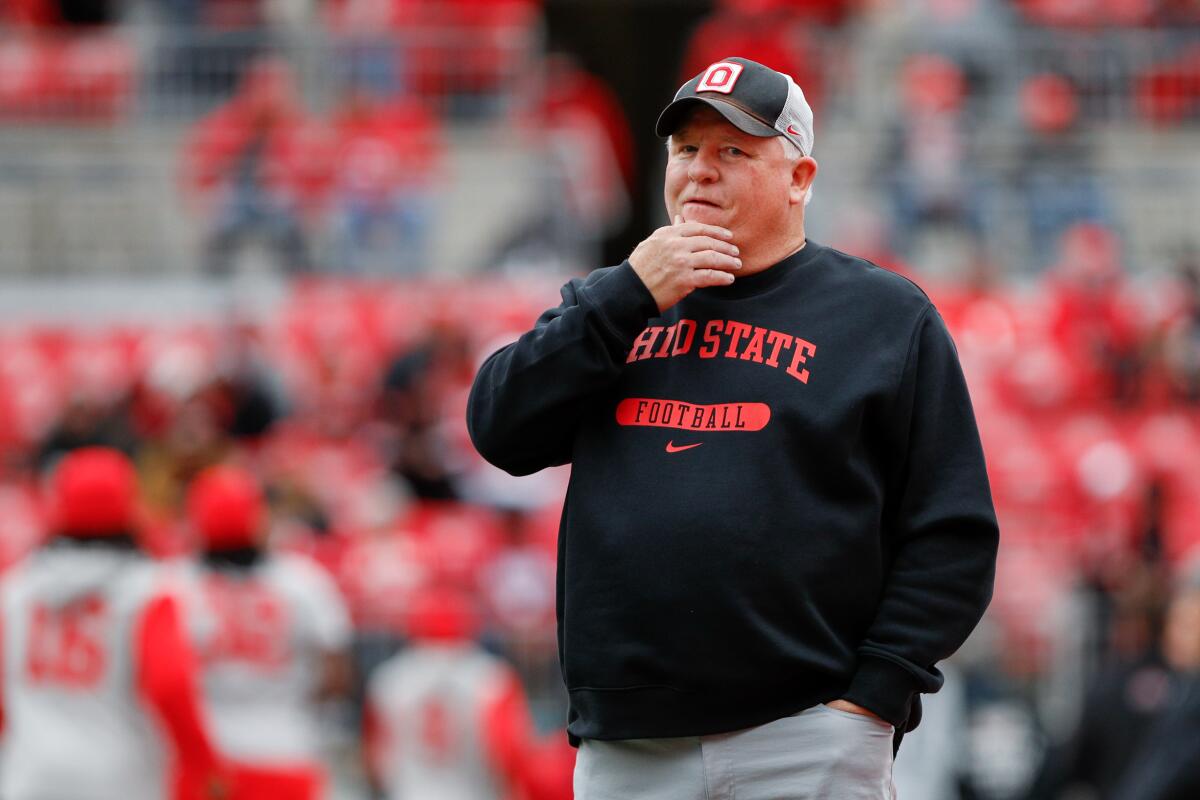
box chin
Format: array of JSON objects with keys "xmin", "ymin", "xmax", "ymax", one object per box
[{"xmin": 680, "ymin": 205, "xmax": 729, "ymax": 227}]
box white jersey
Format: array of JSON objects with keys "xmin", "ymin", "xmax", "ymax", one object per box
[
  {"xmin": 0, "ymin": 545, "xmax": 176, "ymax": 800},
  {"xmin": 185, "ymin": 552, "xmax": 350, "ymax": 765},
  {"xmin": 367, "ymin": 644, "xmax": 520, "ymax": 800}
]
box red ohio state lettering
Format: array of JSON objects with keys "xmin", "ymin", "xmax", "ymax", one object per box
[
  {"xmin": 672, "ymin": 319, "xmax": 697, "ymax": 355},
  {"xmin": 627, "ymin": 325, "xmax": 664, "ymax": 363},
  {"xmin": 625, "ymin": 318, "xmax": 818, "ymax": 385},
  {"xmin": 787, "ymin": 338, "xmax": 817, "ymax": 384},
  {"xmin": 698, "ymin": 319, "xmax": 723, "ymax": 358},
  {"xmin": 616, "ymin": 398, "xmax": 770, "ymax": 432}
]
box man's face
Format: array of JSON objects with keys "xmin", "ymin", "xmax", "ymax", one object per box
[{"xmin": 664, "ymin": 106, "xmax": 803, "ymax": 247}]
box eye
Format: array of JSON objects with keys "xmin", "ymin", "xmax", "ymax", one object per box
[{"xmin": 726, "ymin": 147, "xmax": 746, "ymax": 157}]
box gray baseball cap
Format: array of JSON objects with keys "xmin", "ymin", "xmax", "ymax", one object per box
[{"xmin": 656, "ymin": 57, "xmax": 815, "ymax": 157}]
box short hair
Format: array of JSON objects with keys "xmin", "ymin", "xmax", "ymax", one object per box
[{"xmin": 778, "ymin": 137, "xmax": 814, "ymax": 206}]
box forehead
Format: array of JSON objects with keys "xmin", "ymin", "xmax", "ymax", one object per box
[{"xmin": 672, "ymin": 106, "xmax": 767, "ymax": 144}]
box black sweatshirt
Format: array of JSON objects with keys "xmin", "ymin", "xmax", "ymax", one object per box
[{"xmin": 467, "ymin": 241, "xmax": 998, "ymax": 742}]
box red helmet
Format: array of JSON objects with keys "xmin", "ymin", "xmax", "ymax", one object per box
[
  {"xmin": 406, "ymin": 585, "xmax": 481, "ymax": 643},
  {"xmin": 186, "ymin": 465, "xmax": 265, "ymax": 551},
  {"xmin": 52, "ymin": 447, "xmax": 138, "ymax": 537}
]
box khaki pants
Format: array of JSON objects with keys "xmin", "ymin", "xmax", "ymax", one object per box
[{"xmin": 574, "ymin": 704, "xmax": 897, "ymax": 800}]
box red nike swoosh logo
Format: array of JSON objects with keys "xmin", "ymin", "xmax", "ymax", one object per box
[
  {"xmin": 786, "ymin": 125, "xmax": 803, "ymax": 136},
  {"xmin": 665, "ymin": 441, "xmax": 703, "ymax": 453}
]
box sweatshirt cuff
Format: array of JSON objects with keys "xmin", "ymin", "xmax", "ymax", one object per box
[
  {"xmin": 842, "ymin": 656, "xmax": 919, "ymax": 729},
  {"xmin": 583, "ymin": 261, "xmax": 660, "ymax": 344}
]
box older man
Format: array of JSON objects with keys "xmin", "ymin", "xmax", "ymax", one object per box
[{"xmin": 468, "ymin": 57, "xmax": 998, "ymax": 799}]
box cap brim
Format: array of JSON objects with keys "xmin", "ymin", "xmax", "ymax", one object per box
[{"xmin": 656, "ymin": 96, "xmax": 779, "ymax": 139}]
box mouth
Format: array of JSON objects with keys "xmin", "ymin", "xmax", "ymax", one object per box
[{"xmin": 683, "ymin": 199, "xmax": 722, "ymax": 209}]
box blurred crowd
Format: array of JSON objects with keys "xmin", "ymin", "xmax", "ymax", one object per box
[
  {"xmin": 2, "ymin": 0, "xmax": 1199, "ymax": 276},
  {"xmin": 1, "ymin": 218, "xmax": 1200, "ymax": 795},
  {"xmin": 0, "ymin": 0, "xmax": 638, "ymax": 276},
  {"xmin": 1, "ymin": 0, "xmax": 1200, "ymax": 797},
  {"xmin": 0, "ymin": 277, "xmax": 577, "ymax": 798}
]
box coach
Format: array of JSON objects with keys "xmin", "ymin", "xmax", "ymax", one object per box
[{"xmin": 468, "ymin": 56, "xmax": 999, "ymax": 799}]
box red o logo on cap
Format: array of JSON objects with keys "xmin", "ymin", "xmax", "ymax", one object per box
[{"xmin": 698, "ymin": 61, "xmax": 744, "ymax": 94}]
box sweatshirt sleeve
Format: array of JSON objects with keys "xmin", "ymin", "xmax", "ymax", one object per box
[
  {"xmin": 134, "ymin": 592, "xmax": 223, "ymax": 779},
  {"xmin": 467, "ymin": 262, "xmax": 659, "ymax": 476},
  {"xmin": 843, "ymin": 306, "xmax": 999, "ymax": 729}
]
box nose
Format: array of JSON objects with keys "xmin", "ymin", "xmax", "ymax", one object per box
[{"xmin": 687, "ymin": 146, "xmax": 719, "ymax": 183}]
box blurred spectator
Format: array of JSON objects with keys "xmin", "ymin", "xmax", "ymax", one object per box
[
  {"xmin": 1153, "ymin": 246, "xmax": 1200, "ymax": 403},
  {"xmin": 363, "ymin": 584, "xmax": 535, "ymax": 800},
  {"xmin": 881, "ymin": 53, "xmax": 988, "ymax": 259},
  {"xmin": 1024, "ymin": 512, "xmax": 1172, "ymax": 800},
  {"xmin": 0, "ymin": 0, "xmax": 133, "ymax": 119},
  {"xmin": 476, "ymin": 508, "xmax": 561, "ymax": 729},
  {"xmin": 495, "ymin": 54, "xmax": 634, "ymax": 273},
  {"xmin": 326, "ymin": 0, "xmax": 540, "ymax": 116},
  {"xmin": 1109, "ymin": 561, "xmax": 1200, "ymax": 799},
  {"xmin": 153, "ymin": 0, "xmax": 276, "ymax": 104},
  {"xmin": 1041, "ymin": 224, "xmax": 1143, "ymax": 407},
  {"xmin": 1013, "ymin": 73, "xmax": 1111, "ymax": 265},
  {"xmin": 0, "ymin": 449, "xmax": 228, "ymax": 799},
  {"xmin": 328, "ymin": 86, "xmax": 443, "ymax": 275},
  {"xmin": 324, "ymin": 0, "xmax": 421, "ymax": 98},
  {"xmin": 1135, "ymin": 45, "xmax": 1200, "ymax": 126},
  {"xmin": 375, "ymin": 328, "xmax": 474, "ymax": 501},
  {"xmin": 407, "ymin": 0, "xmax": 542, "ymax": 116},
  {"xmin": 137, "ymin": 393, "xmax": 231, "ymax": 519},
  {"xmin": 183, "ymin": 465, "xmax": 352, "ymax": 800},
  {"xmin": 202, "ymin": 321, "xmax": 287, "ymax": 443},
  {"xmin": 334, "ymin": 476, "xmax": 424, "ymax": 693},
  {"xmin": 874, "ymin": 0, "xmax": 1017, "ymax": 116},
  {"xmin": 180, "ymin": 57, "xmax": 333, "ymax": 276},
  {"xmin": 35, "ymin": 393, "xmax": 136, "ymax": 473}
]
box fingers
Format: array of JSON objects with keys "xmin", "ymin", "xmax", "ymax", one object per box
[
  {"xmin": 684, "ymin": 236, "xmax": 740, "ymax": 258},
  {"xmin": 687, "ymin": 249, "xmax": 742, "ymax": 272},
  {"xmin": 631, "ymin": 218, "xmax": 740, "ymax": 311},
  {"xmin": 670, "ymin": 216, "xmax": 734, "ymax": 241},
  {"xmin": 680, "ymin": 223, "xmax": 735, "ymax": 241},
  {"xmin": 692, "ymin": 268, "xmax": 737, "ymax": 288}
]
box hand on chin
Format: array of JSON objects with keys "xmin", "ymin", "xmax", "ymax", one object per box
[{"xmin": 680, "ymin": 203, "xmax": 727, "ymax": 227}]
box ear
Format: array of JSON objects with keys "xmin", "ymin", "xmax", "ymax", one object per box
[{"xmin": 789, "ymin": 157, "xmax": 818, "ymax": 206}]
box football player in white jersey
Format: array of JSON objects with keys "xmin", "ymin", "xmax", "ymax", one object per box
[
  {"xmin": 184, "ymin": 464, "xmax": 352, "ymax": 800},
  {"xmin": 0, "ymin": 447, "xmax": 227, "ymax": 800},
  {"xmin": 364, "ymin": 584, "xmax": 535, "ymax": 800}
]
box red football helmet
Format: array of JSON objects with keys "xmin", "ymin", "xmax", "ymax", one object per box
[
  {"xmin": 52, "ymin": 447, "xmax": 138, "ymax": 537},
  {"xmin": 186, "ymin": 465, "xmax": 265, "ymax": 551}
]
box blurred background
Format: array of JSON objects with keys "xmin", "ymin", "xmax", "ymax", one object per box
[{"xmin": 1, "ymin": 0, "xmax": 1200, "ymax": 797}]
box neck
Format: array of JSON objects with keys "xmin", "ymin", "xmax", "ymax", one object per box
[{"xmin": 738, "ymin": 230, "xmax": 808, "ymax": 277}]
